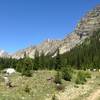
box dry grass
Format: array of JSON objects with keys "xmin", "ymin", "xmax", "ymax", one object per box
[
  {"xmin": 0, "ymin": 70, "xmax": 56, "ymax": 100},
  {"xmin": 56, "ymin": 71, "xmax": 100, "ymax": 100},
  {"xmin": 0, "ymin": 70, "xmax": 100, "ymax": 100}
]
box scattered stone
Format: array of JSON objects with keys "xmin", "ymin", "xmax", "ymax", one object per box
[{"xmin": 3, "ymin": 68, "xmax": 16, "ymax": 75}]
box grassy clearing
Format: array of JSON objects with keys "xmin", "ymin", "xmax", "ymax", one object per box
[
  {"xmin": 0, "ymin": 70, "xmax": 100, "ymax": 100},
  {"xmin": 54, "ymin": 71, "xmax": 100, "ymax": 100},
  {"xmin": 73, "ymin": 72, "xmax": 100, "ymax": 100},
  {"xmin": 0, "ymin": 70, "xmax": 56, "ymax": 100}
]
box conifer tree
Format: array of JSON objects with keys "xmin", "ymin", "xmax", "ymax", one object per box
[
  {"xmin": 39, "ymin": 51, "xmax": 45, "ymax": 69},
  {"xmin": 33, "ymin": 49, "xmax": 40, "ymax": 70},
  {"xmin": 55, "ymin": 49, "xmax": 61, "ymax": 70},
  {"xmin": 21, "ymin": 57, "xmax": 32, "ymax": 77}
]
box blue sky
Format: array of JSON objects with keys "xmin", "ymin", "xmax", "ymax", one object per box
[{"xmin": 0, "ymin": 0, "xmax": 100, "ymax": 53}]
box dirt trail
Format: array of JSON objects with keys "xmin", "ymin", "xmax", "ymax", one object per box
[{"xmin": 87, "ymin": 88, "xmax": 100, "ymax": 100}]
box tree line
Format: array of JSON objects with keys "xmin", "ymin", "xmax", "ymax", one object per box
[{"xmin": 0, "ymin": 29, "xmax": 100, "ymax": 75}]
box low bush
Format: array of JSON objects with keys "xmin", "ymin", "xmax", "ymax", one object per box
[
  {"xmin": 54, "ymin": 71, "xmax": 62, "ymax": 84},
  {"xmin": 85, "ymin": 72, "xmax": 91, "ymax": 78},
  {"xmin": 61, "ymin": 66, "xmax": 73, "ymax": 81},
  {"xmin": 52, "ymin": 94, "xmax": 58, "ymax": 100},
  {"xmin": 74, "ymin": 85, "xmax": 79, "ymax": 88},
  {"xmin": 24, "ymin": 85, "xmax": 30, "ymax": 93},
  {"xmin": 75, "ymin": 71, "xmax": 91, "ymax": 84},
  {"xmin": 56, "ymin": 84, "xmax": 65, "ymax": 91},
  {"xmin": 22, "ymin": 68, "xmax": 32, "ymax": 77}
]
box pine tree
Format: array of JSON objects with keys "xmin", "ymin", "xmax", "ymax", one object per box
[
  {"xmin": 21, "ymin": 58, "xmax": 32, "ymax": 77},
  {"xmin": 33, "ymin": 49, "xmax": 40, "ymax": 70},
  {"xmin": 55, "ymin": 49, "xmax": 61, "ymax": 70},
  {"xmin": 76, "ymin": 53, "xmax": 81, "ymax": 69},
  {"xmin": 39, "ymin": 51, "xmax": 45, "ymax": 69}
]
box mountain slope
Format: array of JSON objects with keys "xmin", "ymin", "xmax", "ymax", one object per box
[
  {"xmin": 12, "ymin": 40, "xmax": 62, "ymax": 59},
  {"xmin": 62, "ymin": 29, "xmax": 100, "ymax": 69},
  {"xmin": 11, "ymin": 5, "xmax": 100, "ymax": 59},
  {"xmin": 60, "ymin": 5, "xmax": 100, "ymax": 54},
  {"xmin": 75, "ymin": 5, "xmax": 100, "ymax": 36}
]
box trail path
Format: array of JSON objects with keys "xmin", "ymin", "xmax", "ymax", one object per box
[{"xmin": 87, "ymin": 88, "xmax": 100, "ymax": 100}]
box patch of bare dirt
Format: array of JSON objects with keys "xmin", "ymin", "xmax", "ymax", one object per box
[{"xmin": 86, "ymin": 88, "xmax": 100, "ymax": 100}]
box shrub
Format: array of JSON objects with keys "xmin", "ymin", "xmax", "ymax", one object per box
[
  {"xmin": 61, "ymin": 66, "xmax": 73, "ymax": 81},
  {"xmin": 22, "ymin": 70, "xmax": 32, "ymax": 77},
  {"xmin": 56, "ymin": 84, "xmax": 65, "ymax": 91},
  {"xmin": 22, "ymin": 67, "xmax": 32, "ymax": 77},
  {"xmin": 75, "ymin": 71, "xmax": 91, "ymax": 84},
  {"xmin": 24, "ymin": 85, "xmax": 30, "ymax": 93},
  {"xmin": 74, "ymin": 85, "xmax": 79, "ymax": 88},
  {"xmin": 85, "ymin": 72, "xmax": 91, "ymax": 78},
  {"xmin": 52, "ymin": 94, "xmax": 58, "ymax": 100},
  {"xmin": 54, "ymin": 71, "xmax": 62, "ymax": 84}
]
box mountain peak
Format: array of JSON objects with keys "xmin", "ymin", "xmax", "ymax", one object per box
[
  {"xmin": 94, "ymin": 4, "xmax": 100, "ymax": 10},
  {"xmin": 75, "ymin": 5, "xmax": 100, "ymax": 37},
  {"xmin": 3, "ymin": 5, "xmax": 100, "ymax": 59}
]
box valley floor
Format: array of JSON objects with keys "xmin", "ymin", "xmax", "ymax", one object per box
[
  {"xmin": 55, "ymin": 72, "xmax": 100, "ymax": 100},
  {"xmin": 87, "ymin": 88, "xmax": 100, "ymax": 100},
  {"xmin": 0, "ymin": 70, "xmax": 100, "ymax": 100},
  {"xmin": 47, "ymin": 72, "xmax": 100, "ymax": 100}
]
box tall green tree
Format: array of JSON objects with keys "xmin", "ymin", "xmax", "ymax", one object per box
[
  {"xmin": 39, "ymin": 51, "xmax": 45, "ymax": 69},
  {"xmin": 21, "ymin": 57, "xmax": 32, "ymax": 77},
  {"xmin": 33, "ymin": 50, "xmax": 40, "ymax": 70},
  {"xmin": 55, "ymin": 49, "xmax": 61, "ymax": 70}
]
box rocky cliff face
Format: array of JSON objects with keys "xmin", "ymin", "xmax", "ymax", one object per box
[
  {"xmin": 12, "ymin": 40, "xmax": 62, "ymax": 59},
  {"xmin": 75, "ymin": 5, "xmax": 100, "ymax": 36},
  {"xmin": 59, "ymin": 5, "xmax": 100, "ymax": 54},
  {"xmin": 11, "ymin": 5, "xmax": 100, "ymax": 59}
]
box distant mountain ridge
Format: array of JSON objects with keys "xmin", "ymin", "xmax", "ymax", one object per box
[
  {"xmin": 0, "ymin": 50, "xmax": 9, "ymax": 58},
  {"xmin": 0, "ymin": 5, "xmax": 100, "ymax": 59}
]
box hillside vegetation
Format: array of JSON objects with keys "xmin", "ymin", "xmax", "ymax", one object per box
[
  {"xmin": 0, "ymin": 30, "xmax": 100, "ymax": 72},
  {"xmin": 0, "ymin": 71, "xmax": 56, "ymax": 100},
  {"xmin": 61, "ymin": 29, "xmax": 100, "ymax": 70},
  {"xmin": 0, "ymin": 70, "xmax": 100, "ymax": 100},
  {"xmin": 0, "ymin": 30, "xmax": 100, "ymax": 100}
]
